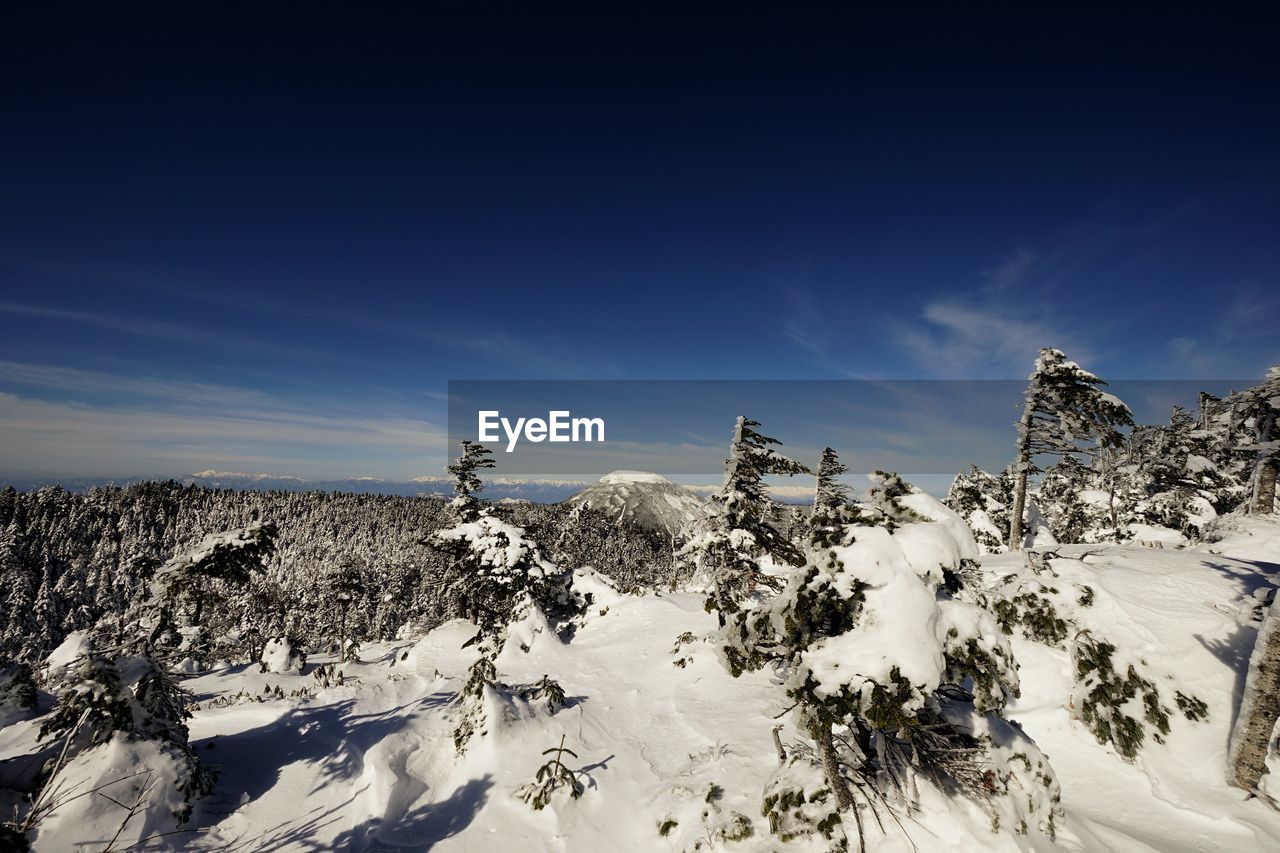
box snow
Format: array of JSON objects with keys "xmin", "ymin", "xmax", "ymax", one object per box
[
  {"xmin": 260, "ymin": 638, "xmax": 306, "ymax": 673},
  {"xmin": 5, "ymin": 523, "xmax": 1280, "ymax": 850},
  {"xmin": 567, "ymin": 472, "xmax": 706, "ymax": 538},
  {"xmin": 44, "ymin": 630, "xmax": 91, "ymax": 673},
  {"xmin": 28, "ymin": 734, "xmax": 193, "ymax": 851},
  {"xmin": 982, "ymin": 537, "xmax": 1280, "ymax": 851},
  {"xmin": 598, "ymin": 470, "xmax": 672, "ymax": 485}
]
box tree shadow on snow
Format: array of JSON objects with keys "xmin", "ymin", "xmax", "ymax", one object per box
[
  {"xmin": 332, "ymin": 774, "xmax": 494, "ymax": 851},
  {"xmin": 1196, "ymin": 558, "xmax": 1280, "ymax": 595},
  {"xmin": 191, "ymin": 692, "xmax": 453, "ymax": 831},
  {"xmin": 1195, "ymin": 623, "xmax": 1259, "ymax": 737}
]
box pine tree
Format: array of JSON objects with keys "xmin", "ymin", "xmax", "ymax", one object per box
[
  {"xmin": 39, "ymin": 653, "xmax": 134, "ymax": 752},
  {"xmin": 1009, "ymin": 349, "xmax": 1133, "ymax": 549},
  {"xmin": 1037, "ymin": 457, "xmax": 1105, "ymax": 543},
  {"xmin": 680, "ymin": 417, "xmax": 810, "ymax": 624},
  {"xmin": 131, "ymin": 655, "xmax": 214, "ymax": 821},
  {"xmin": 151, "ymin": 521, "xmax": 278, "ymax": 632},
  {"xmin": 1229, "ymin": 367, "xmax": 1280, "ymax": 515},
  {"xmin": 322, "ymin": 562, "xmax": 365, "ymax": 663},
  {"xmin": 716, "ymin": 470, "xmax": 1061, "ymax": 848},
  {"xmin": 428, "ymin": 442, "xmax": 579, "ymax": 751},
  {"xmin": 446, "ymin": 439, "xmax": 495, "ymax": 523},
  {"xmin": 809, "ymin": 448, "xmax": 852, "ymax": 549},
  {"xmin": 0, "ymin": 526, "xmax": 36, "ymax": 660}
]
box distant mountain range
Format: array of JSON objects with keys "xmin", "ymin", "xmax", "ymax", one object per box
[{"xmin": 2, "ymin": 469, "xmax": 817, "ymax": 508}]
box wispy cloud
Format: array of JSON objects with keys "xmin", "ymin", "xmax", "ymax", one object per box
[
  {"xmin": 1163, "ymin": 288, "xmax": 1279, "ymax": 377},
  {"xmin": 778, "ymin": 284, "xmax": 865, "ymax": 378},
  {"xmin": 0, "ymin": 300, "xmax": 333, "ymax": 361},
  {"xmin": 981, "ymin": 248, "xmax": 1037, "ymax": 292},
  {"xmin": 893, "ymin": 299, "xmax": 1092, "ymax": 378},
  {"xmin": 0, "ymin": 362, "xmax": 449, "ymax": 479}
]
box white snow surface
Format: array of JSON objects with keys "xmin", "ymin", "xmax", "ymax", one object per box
[
  {"xmin": 597, "ymin": 470, "xmax": 672, "ymax": 485},
  {"xmin": 4, "ymin": 521, "xmax": 1280, "ymax": 851}
]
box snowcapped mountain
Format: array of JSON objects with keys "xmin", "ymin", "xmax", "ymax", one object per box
[{"xmin": 565, "ymin": 470, "xmax": 707, "ymax": 537}]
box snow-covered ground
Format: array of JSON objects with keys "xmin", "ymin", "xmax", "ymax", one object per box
[{"xmin": 4, "ymin": 524, "xmax": 1279, "ymax": 851}]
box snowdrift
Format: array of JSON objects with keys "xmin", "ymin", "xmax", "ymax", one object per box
[{"xmin": 1, "ymin": 525, "xmax": 1277, "ymax": 850}]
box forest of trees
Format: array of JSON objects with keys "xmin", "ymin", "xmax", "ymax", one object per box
[
  {"xmin": 948, "ymin": 356, "xmax": 1279, "ymax": 552},
  {"xmin": 0, "ymin": 481, "xmax": 673, "ymax": 671}
]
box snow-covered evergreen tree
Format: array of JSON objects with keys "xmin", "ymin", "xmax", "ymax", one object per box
[
  {"xmin": 809, "ymin": 447, "xmax": 852, "ymax": 549},
  {"xmin": 149, "ymin": 521, "xmax": 278, "ymax": 666},
  {"xmin": 128, "ymin": 655, "xmax": 215, "ymax": 820},
  {"xmin": 428, "ymin": 442, "xmax": 579, "ymax": 751},
  {"xmin": 0, "ymin": 661, "xmax": 37, "ymax": 725},
  {"xmin": 38, "ymin": 647, "xmax": 213, "ymax": 824},
  {"xmin": 39, "ymin": 653, "xmax": 135, "ymax": 755},
  {"xmin": 679, "ymin": 417, "xmax": 810, "ymax": 625},
  {"xmin": 715, "ymin": 467, "xmax": 1061, "ymax": 849},
  {"xmin": 152, "ymin": 521, "xmax": 277, "ymax": 626},
  {"xmin": 944, "ymin": 465, "xmax": 1011, "ymax": 553},
  {"xmin": 1036, "ymin": 456, "xmax": 1108, "ymax": 544},
  {"xmin": 321, "ymin": 562, "xmax": 365, "ymax": 663},
  {"xmin": 1009, "ymin": 348, "xmax": 1133, "ymax": 549},
  {"xmin": 1229, "ymin": 367, "xmax": 1280, "ymax": 515},
  {"xmin": 446, "ymin": 439, "xmax": 495, "ymax": 522}
]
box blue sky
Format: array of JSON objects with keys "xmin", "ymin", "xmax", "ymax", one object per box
[{"xmin": 1, "ymin": 4, "xmax": 1277, "ymax": 480}]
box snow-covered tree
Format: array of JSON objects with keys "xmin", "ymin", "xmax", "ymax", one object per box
[
  {"xmin": 944, "ymin": 466, "xmax": 1011, "ymax": 553},
  {"xmin": 0, "ymin": 662, "xmax": 37, "ymax": 724},
  {"xmin": 39, "ymin": 653, "xmax": 135, "ymax": 755},
  {"xmin": 428, "ymin": 443, "xmax": 579, "ymax": 751},
  {"xmin": 321, "ymin": 562, "xmax": 365, "ymax": 663},
  {"xmin": 1230, "ymin": 595, "xmax": 1280, "ymax": 792},
  {"xmin": 680, "ymin": 417, "xmax": 810, "ymax": 625},
  {"xmin": 446, "ymin": 439, "xmax": 495, "ymax": 522},
  {"xmin": 1229, "ymin": 367, "xmax": 1280, "ymax": 515},
  {"xmin": 128, "ymin": 655, "xmax": 214, "ymax": 820},
  {"xmin": 1009, "ymin": 348, "xmax": 1133, "ymax": 549},
  {"xmin": 38, "ymin": 648, "xmax": 213, "ymax": 824},
  {"xmin": 809, "ymin": 447, "xmax": 852, "ymax": 549},
  {"xmin": 152, "ymin": 521, "xmax": 277, "ymax": 627},
  {"xmin": 716, "ymin": 469, "xmax": 1061, "ymax": 848}
]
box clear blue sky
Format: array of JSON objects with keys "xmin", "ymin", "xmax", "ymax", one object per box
[{"xmin": 1, "ymin": 4, "xmax": 1276, "ymax": 480}]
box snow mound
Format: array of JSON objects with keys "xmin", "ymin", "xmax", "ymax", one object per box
[{"xmin": 260, "ymin": 637, "xmax": 306, "ymax": 674}]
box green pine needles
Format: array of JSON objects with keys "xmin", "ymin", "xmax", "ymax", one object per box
[{"xmin": 516, "ymin": 735, "xmax": 585, "ymax": 810}]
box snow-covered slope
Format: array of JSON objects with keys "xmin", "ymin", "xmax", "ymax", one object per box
[
  {"xmin": 566, "ymin": 471, "xmax": 707, "ymax": 538},
  {"xmin": 981, "ymin": 539, "xmax": 1280, "ymax": 852},
  {"xmin": 4, "ymin": 530, "xmax": 1280, "ymax": 851}
]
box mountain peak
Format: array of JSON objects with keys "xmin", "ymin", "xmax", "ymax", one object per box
[{"xmin": 598, "ymin": 470, "xmax": 671, "ymax": 485}]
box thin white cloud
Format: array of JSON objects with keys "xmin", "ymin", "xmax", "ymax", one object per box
[
  {"xmin": 0, "ymin": 301, "xmax": 332, "ymax": 361},
  {"xmin": 1163, "ymin": 289, "xmax": 1279, "ymax": 378},
  {"xmin": 981, "ymin": 249, "xmax": 1037, "ymax": 292},
  {"xmin": 0, "ymin": 367, "xmax": 449, "ymax": 479},
  {"xmin": 893, "ymin": 299, "xmax": 1092, "ymax": 378}
]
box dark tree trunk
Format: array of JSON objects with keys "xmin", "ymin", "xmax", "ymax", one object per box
[
  {"xmin": 1254, "ymin": 458, "xmax": 1277, "ymax": 515},
  {"xmin": 1008, "ymin": 466, "xmax": 1029, "ymax": 551},
  {"xmin": 813, "ymin": 721, "xmax": 855, "ymax": 813},
  {"xmin": 1009, "ymin": 403, "xmax": 1035, "ymax": 551}
]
